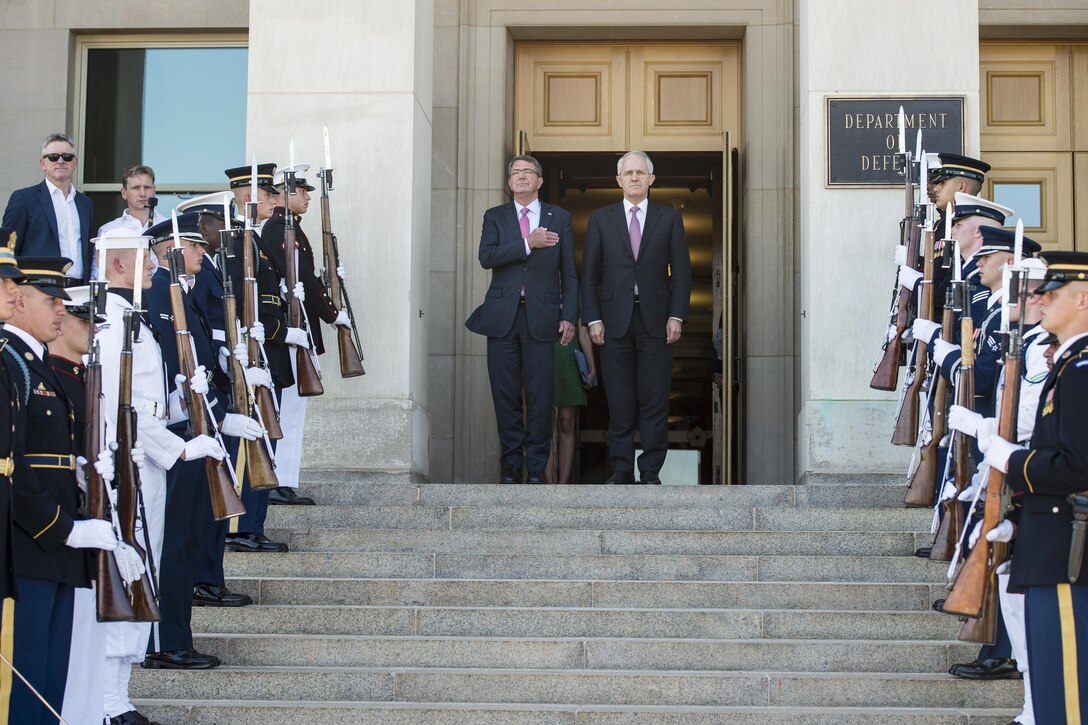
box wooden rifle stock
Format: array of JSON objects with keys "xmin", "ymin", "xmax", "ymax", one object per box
[
  {"xmin": 958, "ymin": 540, "xmax": 1005, "ymax": 645},
  {"xmin": 943, "ymin": 311, "xmax": 1019, "ymax": 620},
  {"xmin": 319, "ymin": 174, "xmax": 365, "ymax": 378},
  {"xmin": 116, "ymin": 311, "xmax": 159, "ymax": 622},
  {"xmin": 284, "ymin": 216, "xmax": 324, "ymax": 396},
  {"xmin": 84, "ymin": 358, "xmax": 135, "ymax": 622},
  {"xmin": 166, "ymin": 250, "xmax": 245, "ymax": 520},
  {"xmin": 241, "ymin": 225, "xmax": 284, "ymax": 440},
  {"xmin": 905, "ymin": 299, "xmax": 953, "ymax": 508},
  {"xmin": 892, "ymin": 226, "xmax": 935, "ymax": 447},
  {"xmin": 222, "ymin": 260, "xmax": 279, "ymax": 492},
  {"xmin": 930, "ymin": 312, "xmax": 972, "ymax": 561}
]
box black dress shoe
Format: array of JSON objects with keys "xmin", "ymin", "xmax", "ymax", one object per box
[
  {"xmin": 141, "ymin": 648, "xmax": 221, "ymax": 670},
  {"xmin": 948, "ymin": 657, "xmax": 1020, "ymax": 680},
  {"xmin": 193, "ymin": 583, "xmax": 253, "ymax": 607},
  {"xmin": 499, "ymin": 465, "xmax": 521, "ymax": 485},
  {"xmin": 526, "ymin": 472, "xmax": 544, "ymax": 484},
  {"xmin": 640, "ymin": 472, "xmax": 662, "ymax": 485},
  {"xmin": 268, "ymin": 486, "xmax": 315, "ymax": 505},
  {"xmin": 225, "ymin": 532, "xmax": 288, "ymax": 552},
  {"xmin": 605, "ymin": 471, "xmax": 635, "ymax": 484},
  {"xmin": 109, "ymin": 710, "xmax": 162, "ymax": 725},
  {"xmin": 931, "ymin": 598, "xmax": 946, "ymax": 612},
  {"xmin": 914, "ymin": 546, "xmax": 932, "ymax": 558}
]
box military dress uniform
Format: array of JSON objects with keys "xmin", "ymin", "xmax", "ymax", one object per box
[
  {"xmin": 1002, "ymin": 253, "xmax": 1088, "ymax": 724},
  {"xmin": 0, "ymin": 258, "xmax": 90, "ymax": 725}
]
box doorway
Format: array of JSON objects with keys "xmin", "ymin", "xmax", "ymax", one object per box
[{"xmin": 533, "ymin": 151, "xmax": 740, "ymax": 483}]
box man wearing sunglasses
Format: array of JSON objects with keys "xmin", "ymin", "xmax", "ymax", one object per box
[{"xmin": 2, "ymin": 133, "xmax": 93, "ymax": 284}]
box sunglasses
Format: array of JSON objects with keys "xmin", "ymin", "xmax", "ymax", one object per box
[{"xmin": 42, "ymin": 153, "xmax": 76, "ymax": 163}]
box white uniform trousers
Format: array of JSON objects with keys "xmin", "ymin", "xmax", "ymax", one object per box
[
  {"xmin": 275, "ymin": 349, "xmax": 308, "ymax": 488},
  {"xmin": 998, "ymin": 569, "xmax": 1033, "ymax": 724},
  {"xmin": 60, "ymin": 584, "xmax": 106, "ymax": 725},
  {"xmin": 102, "ymin": 463, "xmax": 167, "ymax": 718}
]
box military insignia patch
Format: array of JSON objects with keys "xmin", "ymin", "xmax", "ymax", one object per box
[
  {"xmin": 1041, "ymin": 388, "xmax": 1055, "ymax": 417},
  {"xmin": 32, "ymin": 382, "xmax": 56, "ymax": 397}
]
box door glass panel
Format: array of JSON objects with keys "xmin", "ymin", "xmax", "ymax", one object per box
[{"xmin": 993, "ymin": 182, "xmax": 1043, "ymax": 228}]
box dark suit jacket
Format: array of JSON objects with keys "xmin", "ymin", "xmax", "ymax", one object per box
[
  {"xmin": 3, "ymin": 180, "xmax": 93, "ymax": 282},
  {"xmin": 192, "ymin": 255, "xmax": 227, "ymax": 348},
  {"xmin": 465, "ymin": 201, "xmax": 578, "ymax": 341},
  {"xmin": 581, "ymin": 200, "xmax": 692, "ymax": 339}
]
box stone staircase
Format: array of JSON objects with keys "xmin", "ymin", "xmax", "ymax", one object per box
[{"xmin": 133, "ymin": 477, "xmax": 1021, "ymax": 723}]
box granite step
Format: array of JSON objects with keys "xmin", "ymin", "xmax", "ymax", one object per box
[
  {"xmin": 222, "ymin": 552, "xmax": 950, "ymax": 582},
  {"xmin": 130, "ymin": 667, "xmax": 1021, "ymax": 709},
  {"xmin": 264, "ymin": 527, "xmax": 927, "ymax": 556},
  {"xmin": 188, "ymin": 633, "xmax": 981, "ymax": 672},
  {"xmin": 226, "ymin": 577, "xmax": 945, "ymax": 611},
  {"xmin": 190, "ymin": 605, "xmax": 960, "ymax": 640},
  {"xmin": 136, "ymin": 699, "xmax": 1019, "ymax": 725}
]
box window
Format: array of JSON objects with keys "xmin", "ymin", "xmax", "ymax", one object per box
[
  {"xmin": 76, "ymin": 37, "xmax": 247, "ymax": 235},
  {"xmin": 992, "ymin": 181, "xmax": 1043, "ymax": 230}
]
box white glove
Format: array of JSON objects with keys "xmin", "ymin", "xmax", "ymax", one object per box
[
  {"xmin": 910, "ymin": 318, "xmax": 941, "ymax": 346},
  {"xmin": 65, "ymin": 519, "xmax": 118, "ymax": 551},
  {"xmin": 957, "ymin": 467, "xmax": 987, "ymax": 502},
  {"xmin": 182, "ymin": 434, "xmax": 226, "ymax": 461},
  {"xmin": 981, "ymin": 435, "xmax": 1022, "ymax": 474},
  {"xmin": 884, "ymin": 324, "xmax": 898, "ymax": 345},
  {"xmin": 976, "ymin": 417, "xmax": 997, "ymax": 443},
  {"xmin": 249, "ymin": 322, "xmax": 266, "ymax": 345},
  {"xmin": 894, "ymin": 245, "xmax": 908, "ymax": 268},
  {"xmin": 93, "ymin": 448, "xmax": 115, "ymax": 483},
  {"xmin": 243, "ymin": 366, "xmax": 273, "ymax": 390},
  {"xmin": 336, "ymin": 265, "xmax": 346, "ymax": 280},
  {"xmin": 333, "ymin": 310, "xmax": 351, "ymax": 328},
  {"xmin": 315, "ymin": 264, "xmax": 325, "ymax": 278},
  {"xmin": 217, "ymin": 345, "xmax": 230, "ymax": 374},
  {"xmin": 932, "ymin": 338, "xmax": 959, "ymax": 367},
  {"xmin": 986, "ymin": 519, "xmax": 1016, "ymax": 543},
  {"xmin": 285, "ymin": 327, "xmax": 310, "ymax": 348},
  {"xmin": 968, "ymin": 520, "xmax": 983, "ymax": 549},
  {"xmin": 293, "ymin": 281, "xmax": 306, "ymax": 302},
  {"xmin": 176, "ymin": 366, "xmax": 210, "ymax": 397},
  {"xmin": 947, "ymin": 405, "xmax": 982, "ymax": 437},
  {"xmin": 220, "ymin": 413, "xmax": 263, "ymax": 441},
  {"xmin": 113, "ymin": 542, "xmax": 145, "ymax": 586},
  {"xmin": 131, "ymin": 441, "xmax": 145, "ymax": 470},
  {"xmin": 232, "ymin": 342, "xmax": 249, "ymax": 368},
  {"xmin": 938, "ymin": 478, "xmax": 958, "ymax": 502},
  {"xmin": 898, "ymin": 265, "xmax": 924, "ymax": 291}
]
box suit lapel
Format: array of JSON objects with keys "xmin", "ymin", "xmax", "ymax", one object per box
[
  {"xmin": 609, "ymin": 203, "xmax": 635, "ymax": 261},
  {"xmin": 36, "ymin": 181, "xmax": 60, "ymax": 244},
  {"xmin": 640, "ymin": 203, "xmax": 663, "ymax": 251}
]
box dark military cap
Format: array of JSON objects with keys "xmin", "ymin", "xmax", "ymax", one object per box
[
  {"xmin": 1034, "ymin": 251, "xmax": 1088, "ymax": 293},
  {"xmin": 929, "ymin": 153, "xmax": 991, "ymax": 184},
  {"xmin": 62, "ymin": 285, "xmax": 105, "ymax": 323},
  {"xmin": 0, "ymin": 228, "xmax": 24, "ymax": 281},
  {"xmin": 146, "ymin": 214, "xmax": 208, "ymax": 247},
  {"xmin": 224, "ymin": 163, "xmax": 280, "ymax": 195},
  {"xmin": 16, "ymin": 257, "xmax": 73, "ymax": 300},
  {"xmin": 976, "ymin": 226, "xmax": 1042, "ymax": 258},
  {"xmin": 951, "ymin": 192, "xmax": 1013, "ymax": 224}
]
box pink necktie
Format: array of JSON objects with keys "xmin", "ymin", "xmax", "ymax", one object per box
[
  {"xmin": 629, "ymin": 206, "xmax": 641, "ymax": 259},
  {"xmin": 520, "ymin": 207, "xmax": 531, "ymax": 238}
]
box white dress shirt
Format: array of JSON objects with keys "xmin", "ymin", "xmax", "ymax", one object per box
[
  {"xmin": 3, "ymin": 323, "xmax": 46, "ymax": 360},
  {"xmin": 46, "ymin": 179, "xmax": 83, "ymax": 280}
]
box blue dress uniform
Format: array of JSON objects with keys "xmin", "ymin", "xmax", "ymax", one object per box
[
  {"xmin": 0, "ymin": 235, "xmax": 23, "ymax": 603},
  {"xmin": 144, "ymin": 220, "xmax": 230, "ymax": 661},
  {"xmin": 0, "ymin": 257, "xmax": 91, "ymax": 725},
  {"xmin": 1005, "ymin": 252, "xmax": 1088, "ymax": 724}
]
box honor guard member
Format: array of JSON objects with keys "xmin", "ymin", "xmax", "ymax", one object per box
[
  {"xmin": 0, "ymin": 257, "xmax": 126, "ymax": 725},
  {"xmin": 94, "ymin": 229, "xmax": 224, "ymax": 723},
  {"xmin": 143, "ymin": 216, "xmax": 262, "ymax": 669},
  {"xmin": 171, "ymin": 195, "xmax": 254, "ymax": 606},
  {"xmin": 979, "ymin": 251, "xmax": 1088, "ymax": 723},
  {"xmin": 928, "ymin": 153, "xmax": 990, "ymax": 212},
  {"xmin": 0, "ymin": 232, "xmax": 23, "ymax": 606},
  {"xmin": 261, "ymin": 162, "xmax": 351, "ymax": 505},
  {"xmin": 222, "ymin": 163, "xmax": 290, "ymax": 552}
]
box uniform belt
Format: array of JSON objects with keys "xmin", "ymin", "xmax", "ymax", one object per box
[
  {"xmin": 0, "ymin": 457, "xmax": 13, "ymax": 477},
  {"xmin": 25, "ymin": 454, "xmax": 77, "ymax": 470},
  {"xmin": 260, "ymin": 294, "xmax": 283, "ymax": 307}
]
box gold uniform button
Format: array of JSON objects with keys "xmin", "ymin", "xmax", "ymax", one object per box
[{"xmin": 23, "ymin": 352, "xmax": 32, "ymax": 360}]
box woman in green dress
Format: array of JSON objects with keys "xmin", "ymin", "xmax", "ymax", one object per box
[{"xmin": 543, "ymin": 322, "xmax": 596, "ymax": 484}]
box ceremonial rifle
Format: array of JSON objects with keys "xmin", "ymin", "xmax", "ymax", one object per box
[
  {"xmin": 871, "ymin": 116, "xmax": 918, "ymax": 391},
  {"xmin": 84, "ymin": 277, "xmax": 135, "ymax": 622},
  {"xmin": 219, "ymin": 241, "xmax": 279, "ymax": 491},
  {"xmin": 319, "ymin": 126, "xmax": 365, "ymax": 378},
  {"xmin": 116, "ymin": 304, "xmax": 160, "ymax": 622},
  {"xmin": 943, "ymin": 223, "xmax": 1026, "ymax": 643},
  {"xmin": 241, "ymin": 184, "xmax": 284, "ymax": 440},
  {"xmin": 282, "ymin": 161, "xmax": 324, "ymax": 396},
  {"xmin": 164, "ymin": 231, "xmax": 246, "ymax": 520}
]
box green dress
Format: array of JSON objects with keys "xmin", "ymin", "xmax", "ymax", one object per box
[{"xmin": 553, "ymin": 339, "xmax": 587, "ymax": 408}]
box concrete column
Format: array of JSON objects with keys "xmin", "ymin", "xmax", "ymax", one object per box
[
  {"xmin": 248, "ymin": 0, "xmax": 434, "ymax": 476},
  {"xmin": 796, "ymin": 0, "xmax": 980, "ymax": 475}
]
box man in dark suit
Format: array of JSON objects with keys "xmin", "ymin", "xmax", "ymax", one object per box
[
  {"xmin": 466, "ymin": 155, "xmax": 578, "ymax": 484},
  {"xmin": 581, "ymin": 150, "xmax": 692, "ymax": 484},
  {"xmin": 2, "ymin": 133, "xmax": 93, "ymax": 283}
]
